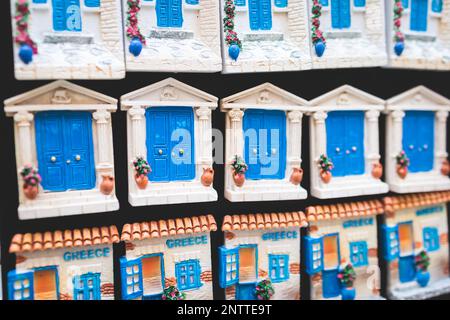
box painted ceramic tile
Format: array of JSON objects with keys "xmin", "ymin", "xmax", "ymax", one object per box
[
  {"xmin": 4, "ymin": 80, "xmax": 119, "ymax": 220},
  {"xmin": 309, "ymin": 0, "xmax": 387, "ymax": 69},
  {"xmin": 11, "ymin": 0, "xmax": 125, "ymax": 79},
  {"xmin": 219, "ymin": 213, "xmax": 307, "ymax": 300},
  {"xmin": 7, "ymin": 226, "xmax": 119, "ymax": 300},
  {"xmin": 305, "ymin": 200, "xmax": 383, "ymax": 300},
  {"xmin": 382, "ymin": 192, "xmax": 450, "ymax": 299},
  {"xmin": 386, "ymin": 0, "xmax": 450, "ymax": 70},
  {"xmin": 385, "ymin": 86, "xmax": 450, "ymax": 193},
  {"xmin": 120, "ymin": 215, "xmax": 217, "ymax": 300},
  {"xmin": 123, "ymin": 0, "xmax": 221, "ymax": 72},
  {"xmin": 221, "ymin": 0, "xmax": 312, "ymax": 73},
  {"xmin": 221, "ymin": 83, "xmax": 308, "ymax": 202},
  {"xmin": 120, "ymin": 78, "xmax": 218, "ymax": 207},
  {"xmin": 308, "ymin": 85, "xmax": 388, "ymax": 199}
]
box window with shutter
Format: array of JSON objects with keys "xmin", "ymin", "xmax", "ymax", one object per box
[
  {"xmin": 382, "ymin": 225, "xmax": 400, "ymax": 261},
  {"xmin": 304, "ymin": 235, "xmax": 324, "ymax": 274},
  {"xmin": 120, "ymin": 257, "xmax": 143, "ymax": 300},
  {"xmin": 331, "ymin": 0, "xmax": 351, "ymax": 29},
  {"xmin": 349, "ymin": 241, "xmax": 368, "ymax": 267},
  {"xmin": 156, "ymin": 0, "xmax": 184, "ymax": 27},
  {"xmin": 248, "ymin": 0, "xmax": 272, "ymax": 30},
  {"xmin": 403, "ymin": 0, "xmax": 409, "ymax": 9},
  {"xmin": 52, "ymin": 0, "xmax": 82, "ymax": 32},
  {"xmin": 432, "ymin": 0, "xmax": 443, "ymax": 12},
  {"xmin": 354, "ymin": 0, "xmax": 365, "ymax": 7},
  {"xmin": 73, "ymin": 273, "xmax": 101, "ymax": 300},
  {"xmin": 321, "ymin": 0, "xmax": 329, "ymax": 6},
  {"xmin": 175, "ymin": 260, "xmax": 202, "ymax": 290},
  {"xmin": 219, "ymin": 246, "xmax": 239, "ymax": 288},
  {"xmin": 268, "ymin": 255, "xmax": 289, "ymax": 283},
  {"xmin": 410, "ymin": 0, "xmax": 429, "ymax": 32},
  {"xmin": 423, "ymin": 227, "xmax": 440, "ymax": 252},
  {"xmin": 8, "ymin": 271, "xmax": 34, "ymax": 300}
]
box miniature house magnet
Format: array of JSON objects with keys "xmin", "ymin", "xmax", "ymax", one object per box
[
  {"xmin": 120, "ymin": 215, "xmax": 217, "ymax": 300},
  {"xmin": 220, "ymin": 0, "xmax": 312, "ymax": 73},
  {"xmin": 308, "ymin": 85, "xmax": 389, "ymax": 199},
  {"xmin": 308, "ymin": 0, "xmax": 387, "ymax": 69},
  {"xmin": 385, "ymin": 86, "xmax": 450, "ymax": 193},
  {"xmin": 304, "ymin": 200, "xmax": 383, "ymax": 300},
  {"xmin": 123, "ymin": 0, "xmax": 222, "ymax": 73},
  {"xmin": 4, "ymin": 80, "xmax": 119, "ymax": 220},
  {"xmin": 221, "ymin": 83, "xmax": 309, "ymax": 202},
  {"xmin": 7, "ymin": 226, "xmax": 119, "ymax": 300},
  {"xmin": 386, "ymin": 0, "xmax": 450, "ymax": 70},
  {"xmin": 121, "ymin": 78, "xmax": 218, "ymax": 206},
  {"xmin": 219, "ymin": 212, "xmax": 307, "ymax": 300},
  {"xmin": 382, "ymin": 192, "xmax": 450, "ymax": 299},
  {"xmin": 11, "ymin": 0, "xmax": 125, "ymax": 79}
]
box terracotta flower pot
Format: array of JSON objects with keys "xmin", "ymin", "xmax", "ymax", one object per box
[
  {"xmin": 397, "ymin": 166, "xmax": 408, "ymax": 179},
  {"xmin": 320, "ymin": 170, "xmax": 332, "ymax": 184},
  {"xmin": 441, "ymin": 160, "xmax": 450, "ymax": 176},
  {"xmin": 100, "ymin": 175, "xmax": 115, "ymax": 195},
  {"xmin": 233, "ymin": 172, "xmax": 245, "ymax": 187},
  {"xmin": 290, "ymin": 167, "xmax": 304, "ymax": 185},
  {"xmin": 201, "ymin": 167, "xmax": 214, "ymax": 187},
  {"xmin": 372, "ymin": 163, "xmax": 383, "ymax": 179},
  {"xmin": 135, "ymin": 174, "xmax": 149, "ymax": 190},
  {"xmin": 23, "ymin": 184, "xmax": 38, "ymax": 200}
]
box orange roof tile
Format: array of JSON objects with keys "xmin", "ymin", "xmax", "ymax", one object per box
[
  {"xmin": 383, "ymin": 191, "xmax": 450, "ymax": 215},
  {"xmin": 221, "ymin": 212, "xmax": 308, "ymax": 231},
  {"xmin": 121, "ymin": 215, "xmax": 217, "ymax": 241},
  {"xmin": 9, "ymin": 226, "xmax": 120, "ymax": 254},
  {"xmin": 306, "ymin": 200, "xmax": 384, "ymax": 222}
]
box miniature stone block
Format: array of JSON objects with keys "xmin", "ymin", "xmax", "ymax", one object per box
[{"xmin": 4, "ymin": 80, "xmax": 120, "ymax": 220}]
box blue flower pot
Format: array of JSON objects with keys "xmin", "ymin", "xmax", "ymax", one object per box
[
  {"xmin": 129, "ymin": 38, "xmax": 143, "ymax": 57},
  {"xmin": 228, "ymin": 44, "xmax": 240, "ymax": 61},
  {"xmin": 19, "ymin": 44, "xmax": 33, "ymax": 65},
  {"xmin": 341, "ymin": 287, "xmax": 356, "ymax": 300},
  {"xmin": 394, "ymin": 42, "xmax": 404, "ymax": 56},
  {"xmin": 416, "ymin": 271, "xmax": 430, "ymax": 287},
  {"xmin": 315, "ymin": 41, "xmax": 326, "ymax": 57}
]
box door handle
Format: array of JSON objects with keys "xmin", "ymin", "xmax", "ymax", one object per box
[
  {"xmin": 271, "ymin": 148, "xmax": 276, "ymax": 155},
  {"xmin": 335, "ymin": 147, "xmax": 340, "ymax": 153},
  {"xmin": 351, "ymin": 146, "xmax": 357, "ymax": 152},
  {"xmin": 179, "ymin": 149, "xmax": 184, "ymax": 155},
  {"xmin": 50, "ymin": 156, "xmax": 56, "ymax": 163},
  {"xmin": 158, "ymin": 149, "xmax": 163, "ymax": 155},
  {"xmin": 66, "ymin": 160, "xmax": 71, "ymax": 164},
  {"xmin": 75, "ymin": 155, "xmax": 81, "ymax": 161},
  {"xmin": 409, "ymin": 145, "xmax": 414, "ymax": 150},
  {"xmin": 423, "ymin": 144, "xmax": 428, "ymax": 150},
  {"xmin": 253, "ymin": 148, "xmax": 257, "ymax": 155},
  {"xmin": 345, "ymin": 150, "xmax": 350, "ymax": 155}
]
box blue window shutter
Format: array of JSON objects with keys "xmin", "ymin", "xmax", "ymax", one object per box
[
  {"xmin": 349, "ymin": 241, "xmax": 368, "ymax": 267},
  {"xmin": 423, "ymin": 227, "xmax": 440, "ymax": 252},
  {"xmin": 354, "ymin": 0, "xmax": 365, "ymax": 7},
  {"xmin": 304, "ymin": 236, "xmax": 324, "ymax": 275},
  {"xmin": 65, "ymin": 0, "xmax": 82, "ymax": 31},
  {"xmin": 340, "ymin": 0, "xmax": 351, "ymax": 28},
  {"xmin": 269, "ymin": 255, "xmax": 290, "ymax": 283},
  {"xmin": 235, "ymin": 0, "xmax": 246, "ymax": 5},
  {"xmin": 259, "ymin": 0, "xmax": 272, "ymax": 30},
  {"xmin": 156, "ymin": 0, "xmax": 170, "ymax": 27},
  {"xmin": 170, "ymin": 0, "xmax": 184, "ymax": 27},
  {"xmin": 52, "ymin": 0, "xmax": 66, "ymax": 31},
  {"xmin": 175, "ymin": 260, "xmax": 201, "ymax": 290},
  {"xmin": 186, "ymin": 0, "xmax": 198, "ymax": 4},
  {"xmin": 84, "ymin": 0, "xmax": 100, "ymax": 7},
  {"xmin": 432, "ymin": 0, "xmax": 443, "ymax": 12},
  {"xmin": 218, "ymin": 246, "xmax": 239, "ymax": 288},
  {"xmin": 321, "ymin": 0, "xmax": 329, "ymax": 6},
  {"xmin": 248, "ymin": 0, "xmax": 260, "ymax": 30},
  {"xmin": 382, "ymin": 225, "xmax": 400, "ymax": 261},
  {"xmin": 275, "ymin": 0, "xmax": 288, "ymax": 8},
  {"xmin": 8, "ymin": 270, "xmax": 34, "ymax": 300},
  {"xmin": 410, "ymin": 0, "xmax": 428, "ymax": 31},
  {"xmin": 33, "ymin": 0, "xmax": 48, "ymax": 3},
  {"xmin": 402, "ymin": 0, "xmax": 409, "ymax": 9},
  {"xmin": 120, "ymin": 257, "xmax": 143, "ymax": 300}
]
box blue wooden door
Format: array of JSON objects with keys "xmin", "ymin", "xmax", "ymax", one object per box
[
  {"xmin": 331, "ymin": 0, "xmax": 351, "ymax": 29},
  {"xmin": 326, "ymin": 111, "xmax": 365, "ymax": 177},
  {"xmin": 322, "ymin": 269, "xmax": 341, "ymax": 298},
  {"xmin": 410, "ymin": 0, "xmax": 428, "ymax": 32},
  {"xmin": 146, "ymin": 107, "xmax": 195, "ymax": 182},
  {"xmin": 399, "ymin": 255, "xmax": 416, "ymax": 282},
  {"xmin": 243, "ymin": 109, "xmax": 286, "ymax": 180},
  {"xmin": 402, "ymin": 111, "xmax": 434, "ymax": 172},
  {"xmin": 398, "ymin": 222, "xmax": 416, "ymax": 283},
  {"xmin": 248, "ymin": 0, "xmax": 272, "ymax": 31},
  {"xmin": 236, "ymin": 283, "xmax": 256, "ymax": 300},
  {"xmin": 35, "ymin": 111, "xmax": 95, "ymax": 192},
  {"xmin": 52, "ymin": 0, "xmax": 82, "ymax": 32},
  {"xmin": 156, "ymin": 0, "xmax": 183, "ymax": 28}
]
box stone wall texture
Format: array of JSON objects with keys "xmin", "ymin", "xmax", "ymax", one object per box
[
  {"xmin": 100, "ymin": 0, "xmax": 124, "ymax": 61},
  {"xmin": 199, "ymin": 0, "xmax": 221, "ymax": 57}
]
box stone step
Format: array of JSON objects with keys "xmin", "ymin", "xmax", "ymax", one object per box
[
  {"xmin": 43, "ymin": 32, "xmax": 94, "ymax": 44},
  {"xmin": 244, "ymin": 33, "xmax": 284, "ymax": 42},
  {"xmin": 149, "ymin": 29, "xmax": 194, "ymax": 40}
]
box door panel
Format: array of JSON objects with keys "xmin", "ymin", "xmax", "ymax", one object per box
[
  {"xmin": 322, "ymin": 269, "xmax": 340, "ymax": 298},
  {"xmin": 34, "ymin": 268, "xmax": 58, "ymax": 300},
  {"xmin": 345, "ymin": 112, "xmax": 365, "ymax": 175},
  {"xmin": 410, "ymin": 0, "xmax": 428, "ymax": 32},
  {"xmin": 326, "ymin": 112, "xmax": 346, "ymax": 177},
  {"xmin": 244, "ymin": 110, "xmax": 262, "ymax": 179},
  {"xmin": 236, "ymin": 283, "xmax": 257, "ymax": 300},
  {"xmin": 170, "ymin": 111, "xmax": 195, "ymax": 181},
  {"xmin": 239, "ymin": 247, "xmax": 257, "ymax": 283},
  {"xmin": 399, "ymin": 255, "xmax": 416, "ymax": 283}
]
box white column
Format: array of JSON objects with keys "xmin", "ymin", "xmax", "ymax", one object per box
[
  {"xmin": 227, "ymin": 108, "xmax": 244, "ymax": 191},
  {"xmin": 128, "ymin": 106, "xmax": 146, "ymax": 158},
  {"xmin": 390, "ymin": 110, "xmax": 405, "ymax": 182},
  {"xmin": 93, "ymin": 110, "xmax": 112, "ymax": 165},
  {"xmin": 435, "ymin": 110, "xmax": 448, "ymax": 169},
  {"xmin": 287, "ymin": 110, "xmax": 303, "ymax": 170},
  {"xmin": 195, "ymin": 107, "xmax": 213, "ymax": 168},
  {"xmin": 14, "ymin": 111, "xmax": 34, "ymax": 166},
  {"xmin": 365, "ymin": 110, "xmax": 381, "ymax": 172},
  {"xmin": 313, "ymin": 111, "xmax": 328, "ymax": 187}
]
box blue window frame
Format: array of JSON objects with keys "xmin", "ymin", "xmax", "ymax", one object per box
[
  {"xmin": 120, "ymin": 257, "xmax": 143, "ymax": 300},
  {"xmin": 321, "ymin": 0, "xmax": 329, "ymax": 5},
  {"xmin": 275, "ymin": 0, "xmax": 288, "ymax": 8},
  {"xmin": 52, "ymin": 0, "xmax": 82, "ymax": 32},
  {"xmin": 218, "ymin": 247, "xmax": 239, "ymax": 288},
  {"xmin": 304, "ymin": 236, "xmax": 324, "ymax": 274},
  {"xmin": 354, "ymin": 0, "xmax": 365, "ymax": 7},
  {"xmin": 84, "ymin": 0, "xmax": 100, "ymax": 7},
  {"xmin": 382, "ymin": 225, "xmax": 400, "ymax": 261},
  {"xmin": 402, "ymin": 0, "xmax": 409, "ymax": 9},
  {"xmin": 423, "ymin": 227, "xmax": 440, "ymax": 252},
  {"xmin": 331, "ymin": 0, "xmax": 351, "ymax": 29},
  {"xmin": 432, "ymin": 0, "xmax": 443, "ymax": 12},
  {"xmin": 175, "ymin": 260, "xmax": 201, "ymax": 290},
  {"xmin": 349, "ymin": 241, "xmax": 368, "ymax": 267},
  {"xmin": 186, "ymin": 0, "xmax": 198, "ymax": 4},
  {"xmin": 33, "ymin": 0, "xmax": 48, "ymax": 3},
  {"xmin": 410, "ymin": 0, "xmax": 429, "ymax": 32},
  {"xmin": 235, "ymin": 0, "xmax": 246, "ymax": 5},
  {"xmin": 156, "ymin": 0, "xmax": 184, "ymax": 28},
  {"xmin": 268, "ymin": 255, "xmax": 289, "ymax": 283},
  {"xmin": 73, "ymin": 273, "xmax": 101, "ymax": 300},
  {"xmin": 8, "ymin": 271, "xmax": 34, "ymax": 300},
  {"xmin": 249, "ymin": 0, "xmax": 272, "ymax": 31}
]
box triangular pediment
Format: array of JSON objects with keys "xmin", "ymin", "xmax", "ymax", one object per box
[
  {"xmin": 309, "ymin": 85, "xmax": 385, "ymax": 107},
  {"xmin": 386, "ymin": 86, "xmax": 450, "ymax": 109}
]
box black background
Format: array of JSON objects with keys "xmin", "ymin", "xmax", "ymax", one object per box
[{"xmin": 1, "ymin": 1, "xmax": 450, "ymax": 301}]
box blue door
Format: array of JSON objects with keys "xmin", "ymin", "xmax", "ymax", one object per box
[
  {"xmin": 35, "ymin": 111, "xmax": 95, "ymax": 192},
  {"xmin": 402, "ymin": 111, "xmax": 434, "ymax": 173},
  {"xmin": 322, "ymin": 233, "xmax": 341, "ymax": 298},
  {"xmin": 236, "ymin": 283, "xmax": 257, "ymax": 300},
  {"xmin": 52, "ymin": 0, "xmax": 82, "ymax": 32},
  {"xmin": 322, "ymin": 270, "xmax": 341, "ymax": 298},
  {"xmin": 398, "ymin": 222, "xmax": 416, "ymax": 283},
  {"xmin": 146, "ymin": 107, "xmax": 195, "ymax": 182},
  {"xmin": 399, "ymin": 255, "xmax": 416, "ymax": 282},
  {"xmin": 249, "ymin": 0, "xmax": 272, "ymax": 31},
  {"xmin": 156, "ymin": 0, "xmax": 183, "ymax": 28},
  {"xmin": 243, "ymin": 109, "xmax": 286, "ymax": 180},
  {"xmin": 331, "ymin": 0, "xmax": 351, "ymax": 29},
  {"xmin": 326, "ymin": 111, "xmax": 365, "ymax": 177},
  {"xmin": 411, "ymin": 0, "xmax": 428, "ymax": 32}
]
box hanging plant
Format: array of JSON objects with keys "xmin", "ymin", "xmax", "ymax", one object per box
[
  {"xmin": 393, "ymin": 0, "xmax": 405, "ymax": 56},
  {"xmin": 230, "ymin": 155, "xmax": 247, "ymax": 187},
  {"xmin": 126, "ymin": 0, "xmax": 146, "ymax": 57},
  {"xmin": 223, "ymin": 0, "xmax": 242, "ymax": 61},
  {"xmin": 396, "ymin": 150, "xmax": 409, "ymax": 179},
  {"xmin": 415, "ymin": 250, "xmax": 431, "ymax": 287},
  {"xmin": 255, "ymin": 279, "xmax": 275, "ymax": 300},
  {"xmin": 162, "ymin": 286, "xmax": 186, "ymax": 300},
  {"xmin": 311, "ymin": 0, "xmax": 326, "ymax": 57},
  {"xmin": 15, "ymin": 0, "xmax": 38, "ymax": 64},
  {"xmin": 318, "ymin": 154, "xmax": 333, "ymax": 183},
  {"xmin": 133, "ymin": 156, "xmax": 151, "ymax": 189},
  {"xmin": 20, "ymin": 164, "xmax": 41, "ymax": 200},
  {"xmin": 338, "ymin": 264, "xmax": 356, "ymax": 300}
]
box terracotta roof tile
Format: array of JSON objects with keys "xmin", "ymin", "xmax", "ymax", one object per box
[
  {"xmin": 121, "ymin": 215, "xmax": 217, "ymax": 241},
  {"xmin": 384, "ymin": 191, "xmax": 450, "ymax": 215},
  {"xmin": 222, "ymin": 212, "xmax": 307, "ymax": 231},
  {"xmin": 9, "ymin": 226, "xmax": 119, "ymax": 254},
  {"xmin": 306, "ymin": 200, "xmax": 384, "ymax": 222}
]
